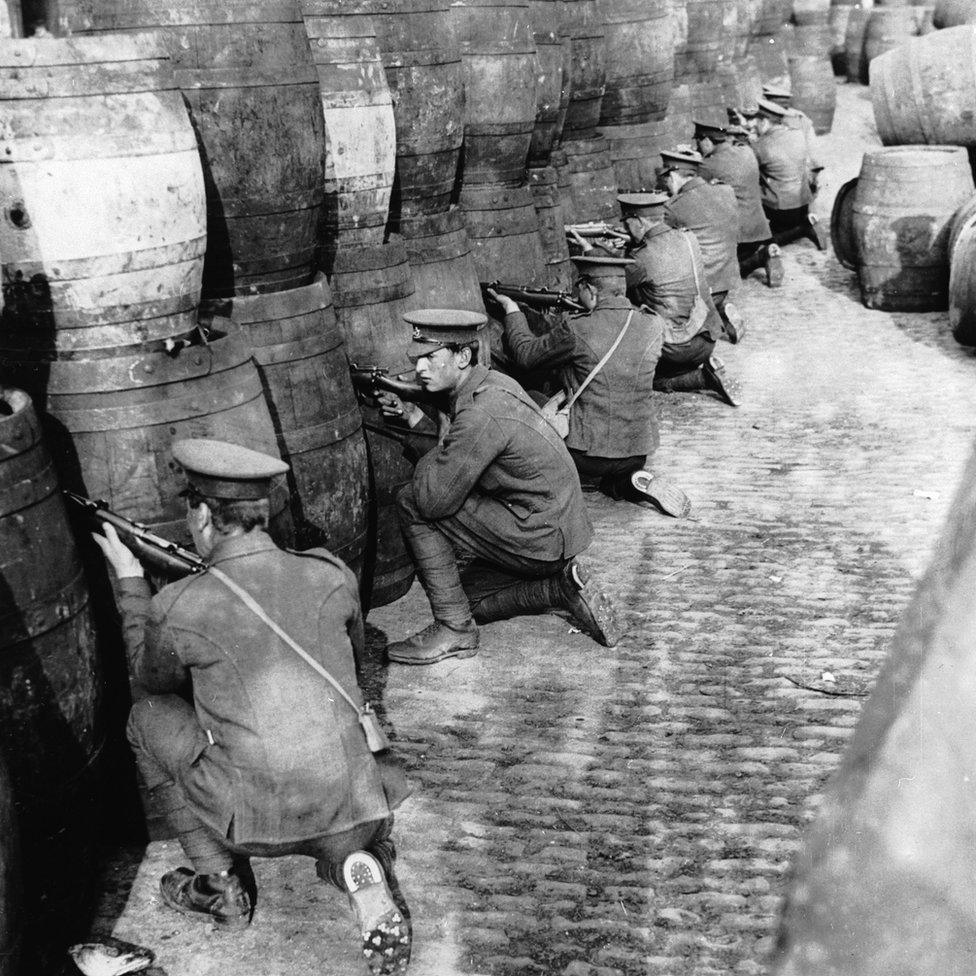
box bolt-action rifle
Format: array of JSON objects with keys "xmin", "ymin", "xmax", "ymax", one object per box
[
  {"xmin": 348, "ymin": 363, "xmax": 428, "ymax": 403},
  {"xmin": 64, "ymin": 490, "xmax": 206, "ymax": 578},
  {"xmin": 481, "ymin": 281, "xmax": 585, "ymax": 313}
]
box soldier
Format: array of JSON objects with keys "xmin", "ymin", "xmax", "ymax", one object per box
[
  {"xmin": 488, "ymin": 255, "xmax": 691, "ymax": 518},
  {"xmin": 659, "ymin": 147, "xmax": 748, "ymax": 341},
  {"xmin": 694, "ymin": 118, "xmax": 784, "ymax": 289},
  {"xmin": 92, "ymin": 439, "xmax": 411, "ymax": 976},
  {"xmin": 761, "ymin": 83, "xmax": 825, "ymax": 186},
  {"xmin": 620, "ymin": 192, "xmax": 741, "ymax": 407},
  {"xmin": 377, "ymin": 308, "xmax": 621, "ymax": 665},
  {"xmin": 752, "ymin": 98, "xmax": 828, "ymax": 251}
]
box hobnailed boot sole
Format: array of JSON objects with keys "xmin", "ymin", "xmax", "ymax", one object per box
[
  {"xmin": 630, "ymin": 471, "xmax": 692, "ymax": 519},
  {"xmin": 702, "ymin": 354, "xmax": 742, "ymax": 407},
  {"xmin": 343, "ymin": 852, "xmax": 411, "ymax": 976},
  {"xmin": 765, "ymin": 246, "xmax": 784, "ymax": 288},
  {"xmin": 159, "ymin": 868, "xmax": 252, "ymax": 931},
  {"xmin": 565, "ymin": 561, "xmax": 622, "ymax": 647}
]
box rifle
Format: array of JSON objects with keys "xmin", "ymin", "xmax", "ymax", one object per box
[
  {"xmin": 565, "ymin": 222, "xmax": 630, "ymax": 241},
  {"xmin": 63, "ymin": 490, "xmax": 206, "ymax": 578},
  {"xmin": 349, "ymin": 363, "xmax": 428, "ymax": 403},
  {"xmin": 481, "ymin": 281, "xmax": 584, "ymax": 313}
]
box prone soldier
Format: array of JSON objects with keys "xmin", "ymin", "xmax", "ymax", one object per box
[
  {"xmin": 376, "ymin": 309, "xmax": 622, "ymax": 665},
  {"xmin": 488, "ymin": 255, "xmax": 691, "ymax": 518},
  {"xmin": 659, "ymin": 147, "xmax": 748, "ymax": 342},
  {"xmin": 752, "ymin": 98, "xmax": 828, "ymax": 251},
  {"xmin": 92, "ymin": 439, "xmax": 411, "ymax": 976},
  {"xmin": 620, "ymin": 192, "xmax": 741, "ymax": 407},
  {"xmin": 694, "ymin": 118, "xmax": 784, "ymax": 288}
]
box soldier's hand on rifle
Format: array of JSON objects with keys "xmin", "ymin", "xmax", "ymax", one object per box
[
  {"xmin": 376, "ymin": 390, "xmax": 425, "ymax": 428},
  {"xmin": 92, "ymin": 522, "xmax": 145, "ymax": 579},
  {"xmin": 485, "ymin": 288, "xmax": 519, "ymax": 316},
  {"xmin": 567, "ymin": 228, "xmax": 593, "ymax": 254}
]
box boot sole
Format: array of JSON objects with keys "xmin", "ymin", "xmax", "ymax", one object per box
[
  {"xmin": 343, "ymin": 853, "xmax": 411, "ymax": 976},
  {"xmin": 386, "ymin": 643, "xmax": 478, "ymax": 665},
  {"xmin": 158, "ymin": 868, "xmax": 251, "ymax": 931},
  {"xmin": 566, "ymin": 562, "xmax": 622, "ymax": 648},
  {"xmin": 703, "ymin": 357, "xmax": 742, "ymax": 407},
  {"xmin": 630, "ymin": 472, "xmax": 691, "ymax": 519}
]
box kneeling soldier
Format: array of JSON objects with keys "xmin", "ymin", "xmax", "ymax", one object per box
[
  {"xmin": 378, "ymin": 308, "xmax": 621, "ymax": 664},
  {"xmin": 620, "ymin": 192, "xmax": 741, "ymax": 407},
  {"xmin": 93, "ymin": 439, "xmax": 411, "ymax": 976}
]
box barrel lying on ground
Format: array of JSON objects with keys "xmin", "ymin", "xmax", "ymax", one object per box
[{"xmin": 851, "ymin": 145, "xmax": 974, "ymax": 311}]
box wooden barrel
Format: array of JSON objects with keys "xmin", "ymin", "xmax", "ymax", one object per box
[
  {"xmin": 328, "ymin": 241, "xmax": 418, "ymax": 608},
  {"xmin": 853, "ymin": 145, "xmax": 975, "ymax": 310},
  {"xmin": 527, "ymin": 0, "xmax": 571, "ymax": 166},
  {"xmin": 844, "ymin": 3, "xmax": 871, "ymax": 79},
  {"xmin": 789, "ymin": 54, "xmax": 836, "ymax": 132},
  {"xmin": 664, "ymin": 82, "xmax": 694, "ymax": 145},
  {"xmin": 557, "ymin": 136, "xmax": 620, "ymax": 222},
  {"xmin": 211, "ymin": 277, "xmax": 370, "ymax": 573},
  {"xmin": 3, "ymin": 335, "xmax": 294, "ymax": 547},
  {"xmin": 361, "ymin": 0, "xmax": 464, "ymax": 220},
  {"xmin": 602, "ymin": 117, "xmax": 673, "ymax": 191},
  {"xmin": 679, "ymin": 0, "xmax": 737, "ymax": 78},
  {"xmin": 728, "ymin": 51, "xmax": 764, "ymax": 105},
  {"xmin": 863, "ymin": 6, "xmax": 924, "ymax": 63},
  {"xmin": 754, "ymin": 0, "xmax": 791, "ymax": 32},
  {"xmin": 831, "ymin": 176, "xmax": 859, "ymax": 270},
  {"xmin": 397, "ymin": 208, "xmax": 487, "ymax": 311},
  {"xmin": 828, "ymin": 3, "xmax": 853, "ymax": 71},
  {"xmin": 60, "ymin": 0, "xmax": 325, "ymax": 301},
  {"xmin": 750, "ymin": 28, "xmax": 792, "ymax": 84},
  {"xmin": 0, "ymin": 387, "xmax": 104, "ymax": 972},
  {"xmin": 948, "ymin": 193, "xmax": 976, "ymax": 257},
  {"xmin": 689, "ymin": 77, "xmax": 727, "ymax": 126},
  {"xmin": 792, "ymin": 19, "xmax": 833, "ymax": 50},
  {"xmin": 561, "ymin": 0, "xmax": 607, "ymax": 137},
  {"xmin": 459, "ymin": 183, "xmax": 550, "ymax": 281},
  {"xmin": 453, "ymin": 0, "xmax": 539, "ymax": 186},
  {"xmin": 0, "ymin": 753, "xmax": 19, "ymax": 976},
  {"xmin": 528, "ymin": 165, "xmax": 574, "ymax": 289},
  {"xmin": 870, "ymin": 26, "xmax": 976, "ymax": 148},
  {"xmin": 0, "ymin": 35, "xmax": 205, "ymax": 357},
  {"xmin": 933, "ymin": 0, "xmax": 976, "ymax": 26},
  {"xmin": 734, "ymin": 0, "xmax": 764, "ymax": 54},
  {"xmin": 551, "ymin": 146, "xmax": 575, "ymax": 225},
  {"xmin": 672, "ymin": 0, "xmax": 690, "ymax": 62},
  {"xmin": 598, "ymin": 0, "xmax": 674, "ymax": 125},
  {"xmin": 792, "ymin": 0, "xmax": 830, "ymax": 23},
  {"xmin": 949, "ymin": 214, "xmax": 976, "ymax": 344},
  {"xmin": 302, "ymin": 2, "xmax": 397, "ymax": 248}
]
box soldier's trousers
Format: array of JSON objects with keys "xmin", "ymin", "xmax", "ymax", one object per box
[
  {"xmin": 653, "ymin": 332, "xmax": 716, "ymax": 386},
  {"xmin": 127, "ymin": 695, "xmax": 394, "ymax": 885},
  {"xmin": 569, "ymin": 451, "xmax": 647, "ymax": 499},
  {"xmin": 764, "ymin": 204, "xmax": 811, "ymax": 246},
  {"xmin": 396, "ymin": 482, "xmax": 567, "ymax": 627}
]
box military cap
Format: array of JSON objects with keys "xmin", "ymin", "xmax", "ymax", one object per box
[
  {"xmin": 730, "ymin": 103, "xmax": 759, "ymax": 120},
  {"xmin": 172, "ymin": 438, "xmax": 289, "ymax": 500},
  {"xmin": 757, "ymin": 97, "xmax": 789, "ymax": 120},
  {"xmin": 659, "ymin": 147, "xmax": 704, "ymax": 174},
  {"xmin": 571, "ymin": 254, "xmax": 636, "ymax": 278},
  {"xmin": 618, "ymin": 191, "xmax": 669, "ymax": 218},
  {"xmin": 693, "ymin": 118, "xmax": 728, "ymax": 141},
  {"xmin": 762, "ymin": 83, "xmax": 793, "ymax": 104},
  {"xmin": 404, "ymin": 307, "xmax": 487, "ymax": 359}
]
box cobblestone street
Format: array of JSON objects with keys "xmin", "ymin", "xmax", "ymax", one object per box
[{"xmin": 90, "ymin": 82, "xmax": 976, "ymax": 976}]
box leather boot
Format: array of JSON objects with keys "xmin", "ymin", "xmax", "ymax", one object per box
[
  {"xmin": 653, "ymin": 368, "xmax": 707, "ymax": 393},
  {"xmin": 702, "ymin": 354, "xmax": 742, "ymax": 407},
  {"xmin": 159, "ymin": 867, "xmax": 252, "ymax": 930},
  {"xmin": 471, "ymin": 559, "xmax": 621, "ymax": 647},
  {"xmin": 764, "ymin": 244, "xmax": 784, "ymax": 288},
  {"xmin": 343, "ymin": 852, "xmax": 411, "ymax": 976},
  {"xmin": 387, "ymin": 620, "xmax": 479, "ymax": 665}
]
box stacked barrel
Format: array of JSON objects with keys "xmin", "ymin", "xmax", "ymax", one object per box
[
  {"xmin": 749, "ymin": 0, "xmax": 792, "ymax": 89},
  {"xmin": 789, "ymin": 0, "xmax": 837, "ymax": 132}
]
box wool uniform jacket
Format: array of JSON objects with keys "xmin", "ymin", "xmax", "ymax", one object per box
[
  {"xmin": 752, "ymin": 124, "xmax": 814, "ymax": 211},
  {"xmin": 699, "ymin": 140, "xmax": 772, "ymax": 244}
]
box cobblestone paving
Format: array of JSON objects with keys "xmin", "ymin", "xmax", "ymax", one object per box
[{"xmin": 90, "ymin": 82, "xmax": 976, "ymax": 976}]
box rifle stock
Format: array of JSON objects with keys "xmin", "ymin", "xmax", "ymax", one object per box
[
  {"xmin": 63, "ymin": 491, "xmax": 205, "ymax": 579},
  {"xmin": 349, "ymin": 363, "xmax": 429, "ymax": 403},
  {"xmin": 481, "ymin": 280, "xmax": 584, "ymax": 313}
]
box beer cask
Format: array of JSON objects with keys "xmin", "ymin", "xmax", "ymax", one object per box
[
  {"xmin": 459, "ymin": 184, "xmax": 550, "ymax": 281},
  {"xmin": 453, "ymin": 0, "xmax": 539, "ymax": 186},
  {"xmin": 844, "ymin": 3, "xmax": 871, "ymax": 79},
  {"xmin": 948, "ymin": 193, "xmax": 976, "ymax": 257},
  {"xmin": 59, "ymin": 0, "xmax": 325, "ymax": 300},
  {"xmin": 750, "ymin": 28, "xmax": 791, "ymax": 85},
  {"xmin": 679, "ymin": 0, "xmax": 737, "ymax": 77},
  {"xmin": 754, "ymin": 0, "xmax": 791, "ymax": 32},
  {"xmin": 870, "ymin": 25, "xmax": 976, "ymax": 148},
  {"xmin": 602, "ymin": 117, "xmax": 674, "ymax": 192},
  {"xmin": 792, "ymin": 0, "xmax": 830, "ymax": 23},
  {"xmin": 328, "ymin": 241, "xmax": 418, "ymax": 608},
  {"xmin": 789, "ymin": 54, "xmax": 836, "ymax": 132},
  {"xmin": 734, "ymin": 0, "xmax": 764, "ymax": 55},
  {"xmin": 792, "ymin": 19, "xmax": 833, "ymax": 51},
  {"xmin": 664, "ymin": 82, "xmax": 694, "ymax": 145},
  {"xmin": 949, "ymin": 216, "xmax": 976, "ymax": 345},
  {"xmin": 828, "ymin": 3, "xmax": 852, "ymax": 72},
  {"xmin": 397, "ymin": 208, "xmax": 487, "ymax": 311},
  {"xmin": 0, "ymin": 388, "xmax": 103, "ymax": 972},
  {"xmin": 528, "ymin": 165, "xmax": 574, "ymax": 289},
  {"xmin": 0, "ymin": 35, "xmax": 205, "ymax": 356},
  {"xmin": 527, "ymin": 0, "xmax": 571, "ymax": 166},
  {"xmin": 863, "ymin": 5, "xmax": 924, "ymax": 64},
  {"xmin": 689, "ymin": 77, "xmax": 727, "ymax": 126},
  {"xmin": 213, "ymin": 277, "xmax": 370, "ymax": 572},
  {"xmin": 852, "ymin": 145, "xmax": 975, "ymax": 310},
  {"xmin": 561, "ymin": 0, "xmax": 607, "ymax": 137},
  {"xmin": 557, "ymin": 136, "xmax": 619, "ymax": 222},
  {"xmin": 598, "ymin": 0, "xmax": 673, "ymax": 124},
  {"xmin": 302, "ymin": 1, "xmax": 397, "ymax": 247},
  {"xmin": 830, "ymin": 176, "xmax": 859, "ymax": 270},
  {"xmin": 932, "ymin": 0, "xmax": 976, "ymax": 26}
]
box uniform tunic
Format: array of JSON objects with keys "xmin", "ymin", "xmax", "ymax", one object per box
[
  {"xmin": 664, "ymin": 176, "xmax": 741, "ymax": 295},
  {"xmin": 699, "ymin": 140, "xmax": 772, "ymax": 243},
  {"xmin": 500, "ymin": 303, "xmax": 664, "ymax": 459},
  {"xmin": 752, "ymin": 123, "xmax": 813, "ymax": 211},
  {"xmin": 409, "ymin": 363, "xmax": 592, "ymax": 562},
  {"xmin": 115, "ymin": 532, "xmax": 403, "ymax": 846},
  {"xmin": 625, "ymin": 223, "xmax": 723, "ymax": 344},
  {"xmin": 784, "ymin": 108, "xmax": 822, "ymax": 171}
]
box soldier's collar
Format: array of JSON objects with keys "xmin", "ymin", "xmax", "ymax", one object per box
[
  {"xmin": 642, "ymin": 222, "xmax": 672, "ymax": 240},
  {"xmin": 448, "ymin": 362, "xmax": 491, "ymax": 412},
  {"xmin": 206, "ymin": 528, "xmax": 278, "ymax": 567}
]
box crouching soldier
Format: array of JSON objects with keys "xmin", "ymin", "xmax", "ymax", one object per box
[
  {"xmin": 377, "ymin": 308, "xmax": 622, "ymax": 665},
  {"xmin": 93, "ymin": 439, "xmax": 411, "ymax": 976}
]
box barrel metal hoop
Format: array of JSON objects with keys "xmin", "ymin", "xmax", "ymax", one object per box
[
  {"xmin": 0, "ymin": 569, "xmax": 90, "ymax": 650},
  {"xmin": 279, "ymin": 407, "xmax": 363, "ymax": 455}
]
